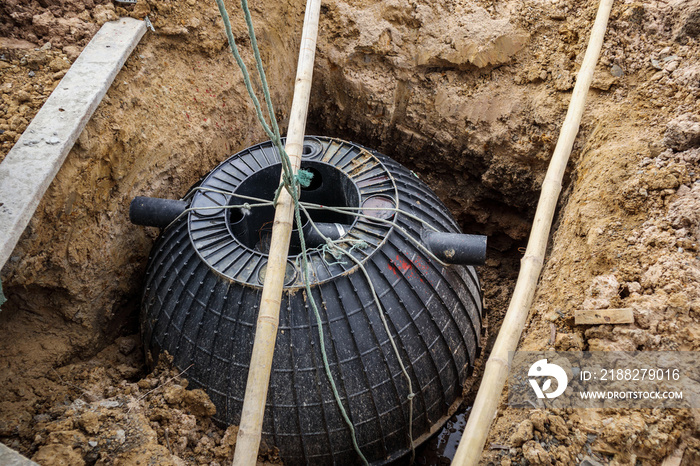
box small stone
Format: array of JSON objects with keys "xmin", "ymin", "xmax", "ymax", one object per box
[
  {"xmin": 49, "ymin": 57, "xmax": 70, "ymax": 72},
  {"xmin": 555, "ymin": 333, "xmax": 584, "ymax": 350},
  {"xmin": 15, "ymin": 90, "xmax": 31, "ymax": 103},
  {"xmin": 611, "ymin": 64, "xmax": 623, "ymax": 77},
  {"xmin": 663, "ymin": 113, "xmax": 700, "ymax": 151},
  {"xmin": 510, "ymin": 419, "xmax": 534, "ymax": 446},
  {"xmin": 53, "ymin": 70, "xmax": 68, "ymax": 81},
  {"xmin": 579, "ymin": 455, "xmax": 605, "ymax": 466},
  {"xmin": 627, "ymin": 282, "xmax": 642, "ymax": 293},
  {"xmin": 530, "ymin": 410, "xmax": 548, "ymax": 432},
  {"xmin": 582, "ymin": 274, "xmax": 619, "ymax": 310},
  {"xmin": 98, "ymin": 400, "xmax": 120, "ymax": 409},
  {"xmin": 117, "ymin": 336, "xmax": 137, "ymax": 355},
  {"xmin": 79, "ymin": 411, "xmax": 100, "ymax": 435},
  {"xmin": 522, "ymin": 440, "xmax": 553, "ymax": 465},
  {"xmin": 33, "ymin": 413, "xmax": 51, "ymax": 423},
  {"xmin": 93, "ymin": 4, "xmax": 118, "ymax": 26},
  {"xmin": 28, "ymin": 71, "xmax": 35, "ymax": 77},
  {"xmin": 547, "ymin": 415, "xmax": 569, "ymax": 440},
  {"xmin": 591, "ymin": 72, "xmax": 617, "ymax": 90},
  {"xmin": 183, "ymin": 389, "xmax": 216, "ymax": 417},
  {"xmin": 63, "ymin": 45, "xmax": 81, "ymax": 62},
  {"xmin": 40, "ymin": 42, "xmax": 52, "ymax": 51},
  {"xmin": 163, "ymin": 384, "xmax": 185, "ymax": 405},
  {"xmin": 88, "ymin": 440, "xmax": 98, "ymax": 448}
]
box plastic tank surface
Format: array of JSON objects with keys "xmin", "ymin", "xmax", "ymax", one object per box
[{"xmin": 139, "ymin": 137, "xmax": 483, "ymax": 465}]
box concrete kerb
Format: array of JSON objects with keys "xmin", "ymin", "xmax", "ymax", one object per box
[
  {"xmin": 0, "ymin": 17, "xmax": 147, "ymax": 273},
  {"xmin": 0, "ymin": 443, "xmax": 39, "ymax": 466}
]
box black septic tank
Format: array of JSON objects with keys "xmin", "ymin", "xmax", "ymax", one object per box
[{"xmin": 132, "ymin": 137, "xmax": 485, "ymax": 465}]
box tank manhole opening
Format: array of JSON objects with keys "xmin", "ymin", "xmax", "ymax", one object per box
[{"xmin": 227, "ymin": 160, "xmax": 360, "ymax": 254}]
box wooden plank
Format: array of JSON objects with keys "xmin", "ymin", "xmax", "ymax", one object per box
[
  {"xmin": 574, "ymin": 308, "xmax": 634, "ymax": 325},
  {"xmin": 0, "ymin": 18, "xmax": 146, "ymax": 271}
]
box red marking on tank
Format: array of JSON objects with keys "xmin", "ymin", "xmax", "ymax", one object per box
[{"xmin": 388, "ymin": 255, "xmax": 426, "ymax": 283}]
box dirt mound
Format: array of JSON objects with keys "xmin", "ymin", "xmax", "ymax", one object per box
[{"xmin": 25, "ymin": 339, "xmax": 280, "ymax": 465}]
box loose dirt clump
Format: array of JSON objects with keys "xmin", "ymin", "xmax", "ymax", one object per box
[
  {"xmin": 24, "ymin": 338, "xmax": 279, "ymax": 465},
  {"xmin": 1, "ymin": 0, "xmax": 700, "ymax": 464}
]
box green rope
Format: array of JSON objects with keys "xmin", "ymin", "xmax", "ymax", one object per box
[
  {"xmin": 213, "ymin": 1, "xmax": 369, "ymax": 463},
  {"xmin": 296, "ymin": 169, "xmax": 314, "ymax": 188},
  {"xmin": 337, "ymin": 246, "xmax": 417, "ymax": 464},
  {"xmin": 295, "ymin": 208, "xmax": 370, "ymax": 466},
  {"xmin": 298, "ymin": 204, "xmax": 418, "ymax": 461}
]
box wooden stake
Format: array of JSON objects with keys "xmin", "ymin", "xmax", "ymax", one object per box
[
  {"xmin": 451, "ymin": 1, "xmax": 614, "ymax": 465},
  {"xmin": 231, "ymin": 1, "xmax": 322, "ymax": 465}
]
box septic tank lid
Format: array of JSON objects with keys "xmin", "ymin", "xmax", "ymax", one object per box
[{"xmin": 187, "ymin": 137, "xmax": 398, "ymax": 287}]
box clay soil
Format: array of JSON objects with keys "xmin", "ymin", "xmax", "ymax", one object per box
[{"xmin": 1, "ymin": 0, "xmax": 699, "ymax": 465}]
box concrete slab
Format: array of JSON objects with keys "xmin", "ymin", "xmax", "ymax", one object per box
[
  {"xmin": 0, "ymin": 17, "xmax": 146, "ymax": 270},
  {"xmin": 0, "ymin": 443, "xmax": 38, "ymax": 465}
]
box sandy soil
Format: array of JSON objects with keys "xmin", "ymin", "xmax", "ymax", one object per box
[{"xmin": 1, "ymin": 0, "xmax": 699, "ymax": 464}]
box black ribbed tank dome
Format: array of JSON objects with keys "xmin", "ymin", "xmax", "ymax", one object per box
[{"xmin": 140, "ymin": 137, "xmax": 483, "ymax": 465}]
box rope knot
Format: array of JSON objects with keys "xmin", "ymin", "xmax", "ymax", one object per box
[{"xmin": 296, "ymin": 169, "xmax": 314, "ymax": 188}]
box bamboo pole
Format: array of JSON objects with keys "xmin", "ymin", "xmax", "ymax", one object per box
[
  {"xmin": 451, "ymin": 1, "xmax": 614, "ymax": 464},
  {"xmin": 231, "ymin": 1, "xmax": 322, "ymax": 465}
]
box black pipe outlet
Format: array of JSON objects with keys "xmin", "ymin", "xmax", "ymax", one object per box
[
  {"xmin": 129, "ymin": 196, "xmax": 188, "ymax": 229},
  {"xmin": 423, "ymin": 230, "xmax": 487, "ymax": 266},
  {"xmin": 303, "ymin": 222, "xmax": 349, "ymax": 248}
]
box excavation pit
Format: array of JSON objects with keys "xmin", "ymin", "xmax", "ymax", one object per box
[{"xmin": 8, "ymin": 0, "xmax": 683, "ymax": 464}]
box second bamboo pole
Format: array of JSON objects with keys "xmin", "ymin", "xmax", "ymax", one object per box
[
  {"xmin": 451, "ymin": 0, "xmax": 614, "ymax": 464},
  {"xmin": 232, "ymin": 1, "xmax": 323, "ymax": 465}
]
